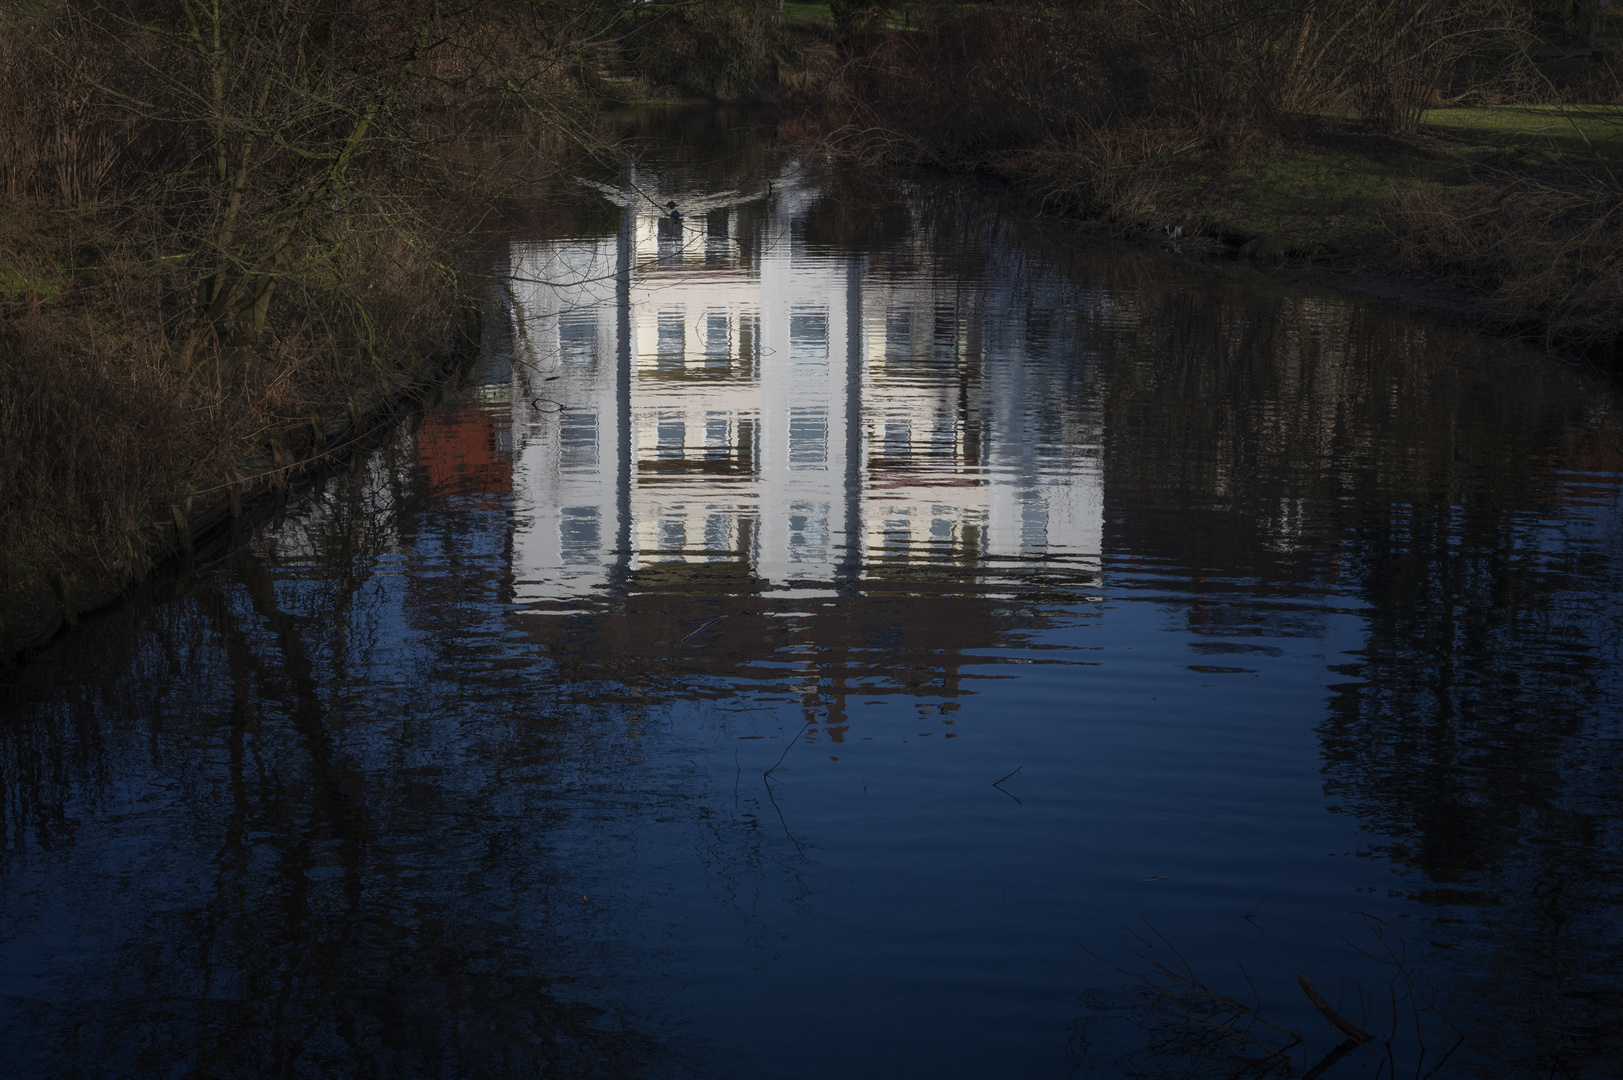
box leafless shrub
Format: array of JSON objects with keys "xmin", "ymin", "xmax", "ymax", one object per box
[
  {"xmin": 1385, "ymin": 174, "xmax": 1623, "ymax": 353},
  {"xmin": 0, "ymin": 0, "xmax": 620, "ymax": 616},
  {"xmin": 1328, "ymin": 0, "xmax": 1536, "ymax": 132},
  {"xmin": 1128, "ymin": 0, "xmax": 1343, "ymax": 129},
  {"xmin": 1015, "ymin": 122, "xmax": 1206, "ymax": 226},
  {"xmin": 627, "ymin": 0, "xmax": 794, "ymax": 101}
]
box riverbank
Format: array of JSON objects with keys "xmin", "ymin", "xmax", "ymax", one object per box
[
  {"xmin": 778, "ymin": 2, "xmax": 1623, "ymax": 361},
  {"xmin": 0, "ymin": 1, "xmax": 615, "ymax": 664},
  {"xmin": 0, "ymin": 314, "xmax": 479, "ymax": 663},
  {"xmin": 0, "ymin": 224, "xmax": 471, "ymax": 664},
  {"xmin": 6, "ymin": 0, "xmax": 1621, "ymax": 663}
]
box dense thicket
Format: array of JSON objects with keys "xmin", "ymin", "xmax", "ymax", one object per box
[
  {"xmin": 626, "ymin": 0, "xmax": 795, "ymax": 99},
  {"xmin": 0, "ymin": 0, "xmax": 616, "ymax": 627},
  {"xmin": 795, "ymin": 0, "xmax": 1622, "ymax": 353}
]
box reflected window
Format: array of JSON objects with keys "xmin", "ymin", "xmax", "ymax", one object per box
[
  {"xmin": 658, "ymin": 516, "xmax": 687, "ymax": 553},
  {"xmin": 559, "ymin": 312, "xmax": 597, "ymax": 370},
  {"xmin": 704, "ymin": 210, "xmax": 732, "ymax": 262},
  {"xmin": 656, "ymin": 215, "xmax": 685, "ymax": 261},
  {"xmin": 559, "ymin": 409, "xmax": 599, "ymax": 472},
  {"xmin": 703, "ymin": 512, "xmax": 735, "ymax": 552},
  {"xmin": 883, "ymin": 418, "xmax": 912, "ymax": 461},
  {"xmin": 788, "ymin": 501, "xmax": 830, "ymax": 562},
  {"xmin": 881, "ymin": 516, "xmax": 912, "ymax": 555},
  {"xmin": 884, "ymin": 307, "xmax": 911, "ymax": 362},
  {"xmin": 705, "ymin": 416, "xmax": 732, "ymax": 460},
  {"xmin": 790, "ymin": 308, "xmax": 828, "ymax": 372},
  {"xmin": 739, "ymin": 313, "xmax": 760, "ymax": 369},
  {"xmin": 789, "ymin": 407, "xmax": 828, "ymax": 470},
  {"xmin": 738, "ymin": 418, "xmax": 757, "ymax": 471},
  {"xmin": 657, "ymin": 415, "xmax": 685, "ymax": 460},
  {"xmin": 704, "ymin": 312, "xmax": 731, "ymax": 366},
  {"xmin": 560, "ymin": 506, "xmax": 600, "ymax": 564},
  {"xmin": 657, "ymin": 310, "xmax": 685, "ymax": 369}
]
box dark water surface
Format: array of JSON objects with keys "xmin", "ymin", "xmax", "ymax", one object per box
[{"xmin": 4, "ymin": 113, "xmax": 1622, "ymax": 1079}]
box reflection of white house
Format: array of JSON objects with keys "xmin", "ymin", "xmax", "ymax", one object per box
[{"xmin": 507, "ymin": 170, "xmax": 1102, "ymax": 606}]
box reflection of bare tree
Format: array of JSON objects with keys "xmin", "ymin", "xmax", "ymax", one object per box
[
  {"xmin": 1083, "ymin": 266, "xmax": 1623, "ymax": 1077},
  {"xmin": 1319, "ymin": 489, "xmax": 1623, "ymax": 1077},
  {"xmin": 0, "ymin": 426, "xmax": 655, "ymax": 1076}
]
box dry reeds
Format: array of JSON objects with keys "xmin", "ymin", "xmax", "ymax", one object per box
[
  {"xmin": 1015, "ymin": 122, "xmax": 1207, "ymax": 226},
  {"xmin": 0, "ymin": 18, "xmax": 145, "ymax": 210},
  {"xmin": 1385, "ymin": 175, "xmax": 1623, "ymax": 353},
  {"xmin": 0, "ymin": 0, "xmax": 615, "ymax": 631},
  {"xmin": 627, "ymin": 0, "xmax": 794, "ymax": 101}
]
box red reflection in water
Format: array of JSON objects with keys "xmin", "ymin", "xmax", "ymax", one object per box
[{"xmin": 417, "ymin": 406, "xmax": 512, "ymax": 503}]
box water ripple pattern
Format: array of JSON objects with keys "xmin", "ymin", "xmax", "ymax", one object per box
[{"xmin": 2, "ymin": 135, "xmax": 1621, "ymax": 1080}]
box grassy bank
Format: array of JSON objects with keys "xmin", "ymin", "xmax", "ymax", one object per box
[
  {"xmin": 1139, "ymin": 107, "xmax": 1622, "ymax": 250},
  {"xmin": 0, "ymin": 0, "xmax": 618, "ymax": 658},
  {"xmin": 783, "ymin": 0, "xmax": 1623, "ymax": 358}
]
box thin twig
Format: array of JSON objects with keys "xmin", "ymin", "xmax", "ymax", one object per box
[{"xmin": 991, "ymin": 764, "xmax": 1024, "ymax": 804}]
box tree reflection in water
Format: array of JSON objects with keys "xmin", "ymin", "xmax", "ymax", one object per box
[
  {"xmin": 1, "ymin": 133, "xmax": 1620, "ymax": 1079},
  {"xmin": 1079, "ymin": 252, "xmax": 1623, "ymax": 1077},
  {"xmin": 0, "ymin": 433, "xmax": 657, "ymax": 1077}
]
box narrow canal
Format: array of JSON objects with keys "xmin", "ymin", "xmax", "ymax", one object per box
[{"xmin": 3, "ymin": 112, "xmax": 1620, "ymax": 1079}]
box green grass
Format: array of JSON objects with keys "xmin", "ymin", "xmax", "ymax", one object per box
[
  {"xmin": 1182, "ymin": 139, "xmax": 1456, "ymax": 250},
  {"xmin": 1167, "ymin": 108, "xmax": 1623, "ymax": 252},
  {"xmin": 1422, "ymin": 105, "xmax": 1623, "ymax": 163},
  {"xmin": 1219, "ymin": 159, "xmax": 1415, "ymax": 243},
  {"xmin": 0, "ymin": 257, "xmax": 64, "ymax": 302},
  {"xmin": 782, "ymin": 2, "xmax": 833, "ymax": 27}
]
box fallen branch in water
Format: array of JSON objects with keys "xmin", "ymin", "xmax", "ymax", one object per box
[
  {"xmin": 1076, "ymin": 915, "xmax": 1467, "ymax": 1078},
  {"xmin": 1296, "ymin": 972, "xmax": 1374, "ymax": 1043}
]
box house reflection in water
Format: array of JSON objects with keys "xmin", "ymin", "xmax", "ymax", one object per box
[
  {"xmin": 416, "ymin": 385, "xmax": 514, "ymax": 504},
  {"xmin": 502, "ymin": 169, "xmax": 1104, "ymax": 706}
]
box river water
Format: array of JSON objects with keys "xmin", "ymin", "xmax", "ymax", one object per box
[{"xmin": 3, "ymin": 112, "xmax": 1621, "ymax": 1079}]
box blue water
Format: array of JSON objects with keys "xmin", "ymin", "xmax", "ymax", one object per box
[{"xmin": 2, "ymin": 124, "xmax": 1620, "ymax": 1079}]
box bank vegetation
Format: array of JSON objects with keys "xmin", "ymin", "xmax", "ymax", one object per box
[
  {"xmin": 0, "ymin": 0, "xmax": 624, "ymax": 653},
  {"xmin": 780, "ymin": 0, "xmax": 1623, "ymax": 358},
  {"xmin": 6, "ymin": 0, "xmax": 1622, "ymax": 655}
]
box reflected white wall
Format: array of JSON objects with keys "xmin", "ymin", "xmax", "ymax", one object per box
[{"xmin": 507, "ymin": 172, "xmax": 1102, "ymax": 606}]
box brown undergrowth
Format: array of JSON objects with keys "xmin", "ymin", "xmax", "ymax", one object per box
[
  {"xmin": 0, "ymin": 0, "xmax": 618, "ymax": 653},
  {"xmin": 787, "ymin": 0, "xmax": 1623, "ymax": 358},
  {"xmin": 0, "ymin": 212, "xmax": 451, "ymax": 603},
  {"xmin": 625, "ymin": 0, "xmax": 798, "ymax": 101},
  {"xmin": 1385, "ymin": 174, "xmax": 1623, "ymax": 352}
]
